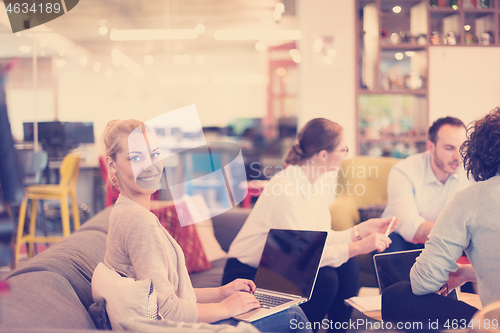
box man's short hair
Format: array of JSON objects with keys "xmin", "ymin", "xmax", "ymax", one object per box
[{"xmin": 428, "ymin": 117, "xmax": 466, "ymax": 144}]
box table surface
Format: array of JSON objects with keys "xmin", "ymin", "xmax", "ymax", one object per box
[{"xmin": 346, "ymin": 291, "xmax": 482, "ymax": 322}]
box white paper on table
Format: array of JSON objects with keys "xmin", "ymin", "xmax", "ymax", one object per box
[{"xmin": 345, "ymin": 295, "xmax": 381, "ymax": 312}]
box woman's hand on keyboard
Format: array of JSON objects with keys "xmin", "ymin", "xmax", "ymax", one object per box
[
  {"xmin": 219, "ymin": 278, "xmax": 257, "ymax": 300},
  {"xmin": 220, "ymin": 291, "xmax": 261, "ymax": 317}
]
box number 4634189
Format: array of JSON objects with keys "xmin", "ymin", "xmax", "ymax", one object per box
[{"xmin": 5, "ymin": 2, "xmax": 61, "ymax": 14}]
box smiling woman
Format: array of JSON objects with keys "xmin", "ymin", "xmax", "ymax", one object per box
[{"xmin": 98, "ymin": 118, "xmax": 310, "ymax": 332}]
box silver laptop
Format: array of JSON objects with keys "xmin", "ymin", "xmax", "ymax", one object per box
[
  {"xmin": 373, "ymin": 249, "xmax": 458, "ymax": 299},
  {"xmin": 234, "ymin": 229, "xmax": 327, "ymax": 322}
]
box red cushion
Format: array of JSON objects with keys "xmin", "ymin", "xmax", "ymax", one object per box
[{"xmin": 150, "ymin": 202, "xmax": 211, "ymax": 274}]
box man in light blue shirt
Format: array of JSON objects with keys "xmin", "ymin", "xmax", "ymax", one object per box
[{"xmin": 382, "ymin": 117, "xmax": 474, "ymax": 251}]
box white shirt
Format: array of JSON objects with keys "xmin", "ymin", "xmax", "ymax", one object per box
[
  {"xmin": 381, "ymin": 151, "xmax": 474, "ymax": 242},
  {"xmin": 227, "ymin": 165, "xmax": 352, "ymax": 268}
]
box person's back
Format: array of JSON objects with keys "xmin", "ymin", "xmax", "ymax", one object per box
[{"xmin": 382, "ymin": 107, "xmax": 500, "ymax": 329}]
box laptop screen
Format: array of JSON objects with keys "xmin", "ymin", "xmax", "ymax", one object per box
[
  {"xmin": 373, "ymin": 249, "xmax": 422, "ymax": 293},
  {"xmin": 254, "ymin": 229, "xmax": 327, "ymax": 298}
]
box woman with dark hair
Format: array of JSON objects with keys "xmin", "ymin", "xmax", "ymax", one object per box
[
  {"xmin": 223, "ymin": 118, "xmax": 396, "ymax": 332},
  {"xmin": 382, "ymin": 107, "xmax": 500, "ymax": 329}
]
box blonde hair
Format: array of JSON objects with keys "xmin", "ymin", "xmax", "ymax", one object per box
[{"xmin": 101, "ymin": 119, "xmax": 144, "ymax": 188}]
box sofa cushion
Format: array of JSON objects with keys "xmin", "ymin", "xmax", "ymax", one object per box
[
  {"xmin": 189, "ymin": 258, "xmax": 227, "ymax": 288},
  {"xmin": 92, "ymin": 262, "xmax": 160, "ymax": 330},
  {"xmin": 211, "ymin": 208, "xmax": 250, "ymax": 252},
  {"xmin": 151, "ymin": 202, "xmax": 211, "ymax": 274},
  {"xmin": 8, "ymin": 228, "xmax": 107, "ymax": 310},
  {"xmin": 0, "ymin": 271, "xmax": 95, "ymax": 329},
  {"xmin": 78, "ymin": 206, "xmax": 112, "ymax": 234}
]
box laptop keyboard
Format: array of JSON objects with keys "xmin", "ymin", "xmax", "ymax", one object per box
[{"xmin": 255, "ymin": 292, "xmax": 292, "ymax": 309}]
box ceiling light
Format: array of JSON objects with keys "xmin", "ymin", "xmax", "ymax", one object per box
[
  {"xmin": 99, "ymin": 26, "xmax": 109, "ymax": 36},
  {"xmin": 105, "ymin": 68, "xmax": 113, "ymax": 78},
  {"xmin": 110, "ymin": 29, "xmax": 198, "ymax": 41},
  {"xmin": 195, "ymin": 24, "xmax": 206, "ymax": 34},
  {"xmin": 275, "ymin": 3, "xmax": 285, "ymax": 14},
  {"xmin": 255, "ymin": 41, "xmax": 266, "ymax": 52},
  {"xmin": 289, "ymin": 49, "xmax": 299, "ymax": 57},
  {"xmin": 94, "ymin": 62, "xmax": 101, "ymax": 72},
  {"xmin": 19, "ymin": 45, "xmax": 31, "ymax": 53},
  {"xmin": 214, "ymin": 30, "xmax": 301, "ymax": 41},
  {"xmin": 322, "ymin": 56, "xmax": 333, "ymax": 65},
  {"xmin": 212, "ymin": 74, "xmax": 265, "ymax": 84},
  {"xmin": 144, "ymin": 55, "xmax": 154, "ymax": 65},
  {"xmin": 327, "ymin": 48, "xmax": 337, "ymax": 58},
  {"xmin": 15, "ymin": 32, "xmax": 21, "ymax": 37},
  {"xmin": 405, "ymin": 51, "xmax": 415, "ymax": 57},
  {"xmin": 393, "ymin": 6, "xmax": 402, "ymax": 13},
  {"xmin": 277, "ymin": 68, "xmax": 286, "ymax": 76},
  {"xmin": 464, "ymin": 25, "xmax": 471, "ymax": 31},
  {"xmin": 112, "ymin": 49, "xmax": 144, "ymax": 77},
  {"xmin": 79, "ymin": 56, "xmax": 87, "ymax": 67},
  {"xmin": 195, "ymin": 55, "xmax": 206, "ymax": 64},
  {"xmin": 292, "ymin": 54, "xmax": 301, "ymax": 63},
  {"xmin": 158, "ymin": 75, "xmax": 208, "ymax": 85},
  {"xmin": 395, "ymin": 52, "xmax": 404, "ymax": 60},
  {"xmin": 56, "ymin": 60, "xmax": 66, "ymax": 68},
  {"xmin": 313, "ymin": 39, "xmax": 323, "ymax": 53}
]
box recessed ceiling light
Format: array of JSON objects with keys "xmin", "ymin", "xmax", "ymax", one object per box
[
  {"xmin": 195, "ymin": 24, "xmax": 206, "ymax": 34},
  {"xmin": 464, "ymin": 25, "xmax": 471, "ymax": 31},
  {"xmin": 395, "ymin": 52, "xmax": 404, "ymax": 60},
  {"xmin": 99, "ymin": 26, "xmax": 109, "ymax": 36},
  {"xmin": 275, "ymin": 3, "xmax": 285, "ymax": 14},
  {"xmin": 255, "ymin": 41, "xmax": 266, "ymax": 52},
  {"xmin": 327, "ymin": 48, "xmax": 337, "ymax": 58},
  {"xmin": 393, "ymin": 6, "xmax": 402, "ymax": 13},
  {"xmin": 405, "ymin": 51, "xmax": 415, "ymax": 57},
  {"xmin": 277, "ymin": 67, "xmax": 286, "ymax": 76}
]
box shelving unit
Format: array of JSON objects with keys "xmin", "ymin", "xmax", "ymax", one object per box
[{"xmin": 355, "ymin": 0, "xmax": 500, "ymax": 156}]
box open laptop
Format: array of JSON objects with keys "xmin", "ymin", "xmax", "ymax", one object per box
[
  {"xmin": 234, "ymin": 229, "xmax": 327, "ymax": 322},
  {"xmin": 373, "ymin": 249, "xmax": 457, "ymax": 299}
]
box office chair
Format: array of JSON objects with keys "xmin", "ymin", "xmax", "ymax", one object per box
[{"xmin": 14, "ymin": 153, "xmax": 81, "ymax": 266}]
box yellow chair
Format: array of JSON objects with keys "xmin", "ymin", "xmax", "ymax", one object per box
[
  {"xmin": 15, "ymin": 153, "xmax": 81, "ymax": 266},
  {"xmin": 329, "ymin": 156, "xmax": 401, "ymax": 287},
  {"xmin": 330, "ymin": 156, "xmax": 401, "ymax": 231}
]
